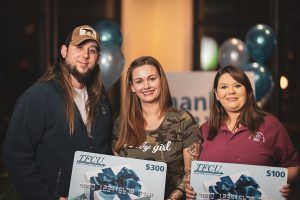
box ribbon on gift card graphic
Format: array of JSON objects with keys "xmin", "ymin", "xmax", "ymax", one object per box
[
  {"xmin": 89, "ymin": 167, "xmax": 142, "ymax": 200},
  {"xmin": 208, "ymin": 174, "xmax": 261, "ymax": 200}
]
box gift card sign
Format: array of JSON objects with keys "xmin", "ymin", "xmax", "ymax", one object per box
[
  {"xmin": 69, "ymin": 151, "xmax": 167, "ymax": 200},
  {"xmin": 190, "ymin": 161, "xmax": 287, "ymax": 200}
]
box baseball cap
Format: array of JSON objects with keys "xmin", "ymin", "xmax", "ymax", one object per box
[{"xmin": 65, "ymin": 25, "xmax": 100, "ymax": 48}]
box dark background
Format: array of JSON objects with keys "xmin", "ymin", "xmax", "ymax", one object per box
[{"xmin": 1, "ymin": 0, "xmax": 299, "ymax": 199}]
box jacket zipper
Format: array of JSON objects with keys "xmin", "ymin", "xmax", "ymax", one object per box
[{"xmin": 54, "ymin": 167, "xmax": 62, "ymax": 195}]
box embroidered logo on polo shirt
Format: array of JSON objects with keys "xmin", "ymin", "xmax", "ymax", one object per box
[{"xmin": 248, "ymin": 132, "xmax": 265, "ymax": 143}]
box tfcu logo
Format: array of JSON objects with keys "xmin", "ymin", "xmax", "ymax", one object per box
[
  {"xmin": 194, "ymin": 163, "xmax": 224, "ymax": 176},
  {"xmin": 76, "ymin": 154, "xmax": 106, "ymax": 167}
]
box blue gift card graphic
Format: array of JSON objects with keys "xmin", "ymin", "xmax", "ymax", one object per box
[
  {"xmin": 208, "ymin": 174, "xmax": 262, "ymax": 200},
  {"xmin": 90, "ymin": 167, "xmax": 142, "ymax": 200}
]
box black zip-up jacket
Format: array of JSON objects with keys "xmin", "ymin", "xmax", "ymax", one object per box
[{"xmin": 2, "ymin": 80, "xmax": 113, "ymax": 200}]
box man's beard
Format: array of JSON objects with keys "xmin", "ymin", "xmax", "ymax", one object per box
[{"xmin": 63, "ymin": 59, "xmax": 94, "ymax": 85}]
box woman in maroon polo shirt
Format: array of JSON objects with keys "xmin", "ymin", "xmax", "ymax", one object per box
[{"xmin": 185, "ymin": 66, "xmax": 299, "ymax": 199}]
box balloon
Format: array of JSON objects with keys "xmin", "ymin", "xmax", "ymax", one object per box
[
  {"xmin": 258, "ymin": 83, "xmax": 274, "ymax": 108},
  {"xmin": 201, "ymin": 36, "xmax": 218, "ymax": 71},
  {"xmin": 219, "ymin": 38, "xmax": 249, "ymax": 68},
  {"xmin": 98, "ymin": 43, "xmax": 124, "ymax": 89},
  {"xmin": 246, "ymin": 24, "xmax": 277, "ymax": 64},
  {"xmin": 241, "ymin": 62, "xmax": 274, "ymax": 104},
  {"xmin": 94, "ymin": 20, "xmax": 122, "ymax": 46}
]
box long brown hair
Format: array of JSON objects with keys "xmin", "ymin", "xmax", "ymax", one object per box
[
  {"xmin": 38, "ymin": 49, "xmax": 104, "ymax": 134},
  {"xmin": 114, "ymin": 56, "xmax": 172, "ymax": 152},
  {"xmin": 208, "ymin": 65, "xmax": 266, "ymax": 140}
]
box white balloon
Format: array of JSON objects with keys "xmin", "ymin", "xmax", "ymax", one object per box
[
  {"xmin": 98, "ymin": 42, "xmax": 124, "ymax": 89},
  {"xmin": 201, "ymin": 36, "xmax": 218, "ymax": 71}
]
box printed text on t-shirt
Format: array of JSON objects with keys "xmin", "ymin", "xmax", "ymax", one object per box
[{"xmin": 138, "ymin": 141, "xmax": 172, "ymax": 153}]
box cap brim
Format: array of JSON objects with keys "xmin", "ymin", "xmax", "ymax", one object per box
[{"xmin": 70, "ymin": 36, "xmax": 100, "ymax": 47}]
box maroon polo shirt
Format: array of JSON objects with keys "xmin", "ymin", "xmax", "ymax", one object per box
[{"xmin": 199, "ymin": 115, "xmax": 299, "ymax": 167}]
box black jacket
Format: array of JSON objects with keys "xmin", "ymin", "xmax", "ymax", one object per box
[{"xmin": 2, "ymin": 80, "xmax": 113, "ymax": 200}]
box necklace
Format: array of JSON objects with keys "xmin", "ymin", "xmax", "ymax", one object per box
[{"xmin": 145, "ymin": 116, "xmax": 164, "ymax": 130}]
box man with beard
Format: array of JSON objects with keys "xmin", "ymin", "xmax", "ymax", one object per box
[{"xmin": 2, "ymin": 25, "xmax": 113, "ymax": 200}]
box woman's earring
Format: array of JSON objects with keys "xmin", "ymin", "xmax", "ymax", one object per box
[{"xmin": 214, "ymin": 89, "xmax": 219, "ymax": 100}]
